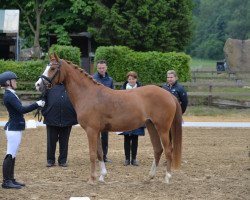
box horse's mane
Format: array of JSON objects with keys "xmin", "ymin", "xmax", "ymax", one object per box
[{"xmin": 64, "ymin": 59, "xmax": 101, "ymax": 85}]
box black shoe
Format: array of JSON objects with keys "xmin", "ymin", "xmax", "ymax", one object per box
[
  {"xmin": 131, "ymin": 159, "xmax": 139, "ymax": 166},
  {"xmin": 12, "ymin": 179, "xmax": 25, "ymax": 187},
  {"xmin": 104, "ymin": 158, "xmax": 112, "ymax": 163},
  {"xmin": 2, "ymin": 180, "xmax": 22, "ymax": 189},
  {"xmin": 59, "ymin": 163, "xmax": 68, "ymax": 167},
  {"xmin": 123, "ymin": 160, "xmax": 130, "ymax": 166},
  {"xmin": 46, "ymin": 162, "xmax": 55, "ymax": 167}
]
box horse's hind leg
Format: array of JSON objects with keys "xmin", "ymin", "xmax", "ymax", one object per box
[
  {"xmin": 159, "ymin": 129, "xmax": 173, "ymax": 183},
  {"xmin": 97, "ymin": 134, "xmax": 107, "ymax": 182},
  {"xmin": 146, "ymin": 120, "xmax": 163, "ymax": 180}
]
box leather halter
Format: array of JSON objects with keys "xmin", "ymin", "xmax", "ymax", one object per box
[
  {"xmin": 40, "ymin": 60, "xmax": 61, "ymax": 89},
  {"xmin": 34, "ymin": 60, "xmax": 62, "ymax": 122}
]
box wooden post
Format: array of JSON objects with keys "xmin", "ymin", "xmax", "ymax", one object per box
[
  {"xmin": 192, "ymin": 71, "xmax": 196, "ymax": 82},
  {"xmin": 208, "ymin": 84, "xmax": 212, "ymax": 106}
]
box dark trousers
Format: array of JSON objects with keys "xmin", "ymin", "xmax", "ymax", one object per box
[
  {"xmin": 46, "ymin": 125, "xmax": 72, "ymax": 164},
  {"xmin": 124, "ymin": 135, "xmax": 138, "ymax": 160},
  {"xmin": 101, "ymin": 131, "xmax": 109, "ymax": 159}
]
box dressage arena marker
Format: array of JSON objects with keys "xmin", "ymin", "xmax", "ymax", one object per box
[{"xmin": 26, "ymin": 119, "xmax": 37, "ymax": 128}]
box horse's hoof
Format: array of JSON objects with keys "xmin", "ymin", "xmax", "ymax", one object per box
[
  {"xmin": 98, "ymin": 175, "xmax": 106, "ymax": 183},
  {"xmin": 163, "ymin": 173, "xmax": 172, "ymax": 184}
]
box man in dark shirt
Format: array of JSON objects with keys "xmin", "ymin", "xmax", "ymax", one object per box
[
  {"xmin": 162, "ymin": 70, "xmax": 188, "ymax": 114},
  {"xmin": 93, "ymin": 60, "xmax": 114, "ymax": 163}
]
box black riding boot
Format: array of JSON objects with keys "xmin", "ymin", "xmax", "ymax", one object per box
[
  {"xmin": 124, "ymin": 135, "xmax": 131, "ymax": 165},
  {"xmin": 2, "ymin": 154, "xmax": 21, "ymax": 189},
  {"xmin": 131, "ymin": 136, "xmax": 139, "ymax": 166},
  {"xmin": 10, "ymin": 158, "xmax": 25, "ymax": 186}
]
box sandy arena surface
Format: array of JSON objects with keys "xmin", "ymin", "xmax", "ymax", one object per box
[{"xmin": 0, "ymin": 124, "xmax": 249, "ymax": 200}]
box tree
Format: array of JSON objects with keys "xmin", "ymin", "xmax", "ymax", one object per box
[
  {"xmin": 17, "ymin": 0, "xmax": 47, "ymax": 57},
  {"xmin": 43, "ymin": 0, "xmax": 94, "ymax": 46},
  {"xmin": 88, "ymin": 0, "xmax": 193, "ymax": 52},
  {"xmin": 1, "ymin": 0, "xmax": 194, "ymax": 54},
  {"xmin": 226, "ymin": 0, "xmax": 250, "ymax": 39},
  {"xmin": 1, "ymin": 0, "xmax": 53, "ymax": 57},
  {"xmin": 0, "ymin": 0, "xmax": 94, "ymax": 57},
  {"xmin": 188, "ymin": 0, "xmax": 250, "ymax": 59}
]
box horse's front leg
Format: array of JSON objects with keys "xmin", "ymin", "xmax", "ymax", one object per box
[
  {"xmin": 97, "ymin": 135, "xmax": 107, "ymax": 182},
  {"xmin": 86, "ymin": 128, "xmax": 99, "ymax": 184}
]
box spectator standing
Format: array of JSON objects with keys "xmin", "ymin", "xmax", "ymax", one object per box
[
  {"xmin": 42, "ymin": 84, "xmax": 77, "ymax": 167},
  {"xmin": 93, "ymin": 60, "xmax": 114, "ymax": 163},
  {"xmin": 120, "ymin": 71, "xmax": 145, "ymax": 166},
  {"xmin": 162, "ymin": 70, "xmax": 188, "ymax": 114},
  {"xmin": 0, "ymin": 71, "xmax": 45, "ymax": 189}
]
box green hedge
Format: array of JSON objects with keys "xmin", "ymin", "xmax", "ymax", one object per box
[
  {"xmin": 0, "ymin": 45, "xmax": 81, "ymax": 91},
  {"xmin": 0, "ymin": 45, "xmax": 191, "ymax": 91},
  {"xmin": 0, "ymin": 59, "xmax": 47, "ymax": 90},
  {"xmin": 94, "ymin": 46, "xmax": 191, "ymax": 84},
  {"xmin": 49, "ymin": 45, "xmax": 81, "ymax": 65}
]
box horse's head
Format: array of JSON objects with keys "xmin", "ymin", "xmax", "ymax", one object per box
[{"xmin": 35, "ymin": 53, "xmax": 63, "ymax": 92}]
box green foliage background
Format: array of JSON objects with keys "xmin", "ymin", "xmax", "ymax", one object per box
[
  {"xmin": 0, "ymin": 45, "xmax": 190, "ymax": 90},
  {"xmin": 0, "ymin": 59, "xmax": 47, "ymax": 90},
  {"xmin": 1, "ymin": 0, "xmax": 249, "ymax": 60},
  {"xmin": 0, "ymin": 60, "xmax": 46, "ymax": 81},
  {"xmin": 188, "ymin": 0, "xmax": 250, "ymax": 59},
  {"xmin": 49, "ymin": 45, "xmax": 81, "ymax": 65},
  {"xmin": 0, "ymin": 0, "xmax": 193, "ymax": 53},
  {"xmin": 89, "ymin": 0, "xmax": 193, "ymax": 52},
  {"xmin": 0, "ymin": 45, "xmax": 81, "ymax": 90},
  {"xmin": 94, "ymin": 46, "xmax": 191, "ymax": 84}
]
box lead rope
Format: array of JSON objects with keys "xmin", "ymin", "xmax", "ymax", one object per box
[
  {"xmin": 34, "ymin": 81, "xmax": 47, "ymax": 122},
  {"xmin": 34, "ymin": 106, "xmax": 43, "ymax": 122}
]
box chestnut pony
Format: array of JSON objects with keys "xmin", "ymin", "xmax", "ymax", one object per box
[{"xmin": 35, "ymin": 54, "xmax": 182, "ymax": 184}]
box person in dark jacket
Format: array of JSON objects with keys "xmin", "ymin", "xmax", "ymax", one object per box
[
  {"xmin": 0, "ymin": 71, "xmax": 45, "ymax": 189},
  {"xmin": 120, "ymin": 71, "xmax": 145, "ymax": 166},
  {"xmin": 162, "ymin": 70, "xmax": 188, "ymax": 114},
  {"xmin": 42, "ymin": 84, "xmax": 77, "ymax": 167},
  {"xmin": 93, "ymin": 60, "xmax": 114, "ymax": 163}
]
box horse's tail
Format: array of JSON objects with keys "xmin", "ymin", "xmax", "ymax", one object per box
[{"xmin": 171, "ymin": 97, "xmax": 183, "ymax": 169}]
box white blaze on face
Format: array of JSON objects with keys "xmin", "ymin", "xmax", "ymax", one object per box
[{"xmin": 35, "ymin": 65, "xmax": 51, "ymax": 91}]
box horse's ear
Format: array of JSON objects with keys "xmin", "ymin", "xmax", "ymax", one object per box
[{"xmin": 54, "ymin": 53, "xmax": 60, "ymax": 62}]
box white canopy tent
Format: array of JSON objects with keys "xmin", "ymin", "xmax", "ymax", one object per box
[{"xmin": 0, "ymin": 9, "xmax": 20, "ymax": 60}]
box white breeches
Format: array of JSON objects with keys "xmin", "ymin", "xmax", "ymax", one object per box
[{"xmin": 5, "ymin": 130, "xmax": 22, "ymax": 158}]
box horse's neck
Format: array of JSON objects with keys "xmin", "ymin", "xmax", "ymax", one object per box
[{"xmin": 62, "ymin": 66, "xmax": 93, "ymax": 107}]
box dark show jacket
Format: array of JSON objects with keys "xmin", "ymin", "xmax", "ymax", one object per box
[
  {"xmin": 41, "ymin": 84, "xmax": 78, "ymax": 127},
  {"xmin": 3, "ymin": 89, "xmax": 39, "ymax": 131},
  {"xmin": 162, "ymin": 82, "xmax": 188, "ymax": 113},
  {"xmin": 93, "ymin": 72, "xmax": 114, "ymax": 89}
]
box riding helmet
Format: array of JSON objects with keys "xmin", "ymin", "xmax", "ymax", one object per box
[{"xmin": 0, "ymin": 71, "xmax": 17, "ymax": 86}]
